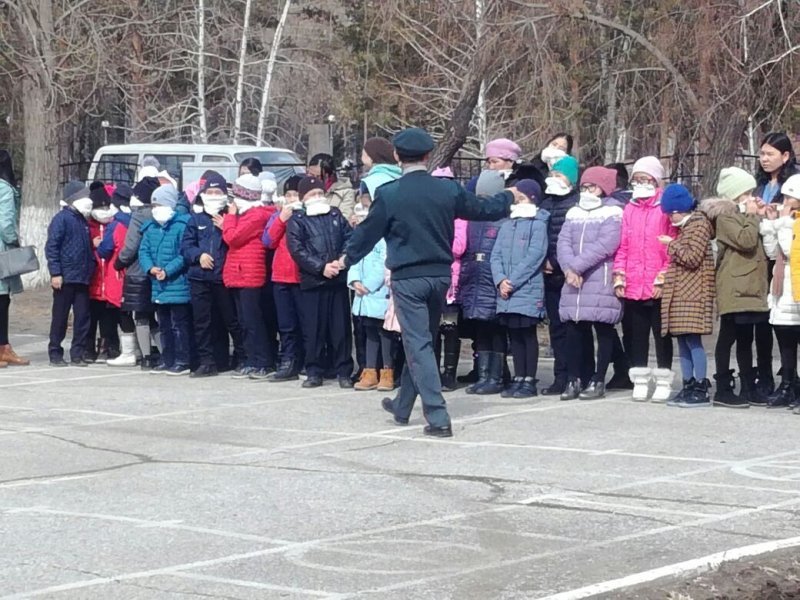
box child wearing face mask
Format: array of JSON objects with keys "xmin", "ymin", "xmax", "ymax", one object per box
[
  {"xmin": 557, "ymin": 167, "xmax": 624, "ymax": 400},
  {"xmin": 222, "ymin": 174, "xmax": 275, "ymax": 380},
  {"xmin": 262, "ymin": 175, "xmax": 304, "ymax": 381},
  {"xmin": 181, "ymin": 171, "xmax": 245, "ymax": 378},
  {"xmin": 286, "ymin": 176, "xmax": 354, "ymax": 389},
  {"xmin": 138, "ymin": 185, "xmax": 191, "ymax": 376},
  {"xmin": 45, "ymin": 181, "xmax": 97, "ymax": 366},
  {"xmin": 655, "ymin": 185, "xmax": 715, "ymax": 407},
  {"xmin": 85, "ymin": 182, "xmax": 121, "ymax": 362},
  {"xmin": 613, "ymin": 156, "xmax": 676, "ymax": 401},
  {"xmin": 710, "ymin": 167, "xmax": 771, "ymax": 408}
]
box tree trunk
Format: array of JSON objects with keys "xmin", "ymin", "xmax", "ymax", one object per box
[
  {"xmin": 256, "ymin": 0, "xmax": 292, "ymax": 144},
  {"xmin": 233, "ymin": 0, "xmax": 253, "ymax": 143},
  {"xmin": 197, "ymin": 0, "xmax": 208, "ymax": 142}
]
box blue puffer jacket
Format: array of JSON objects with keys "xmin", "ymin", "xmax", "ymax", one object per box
[
  {"xmin": 458, "ymin": 218, "xmax": 506, "ymax": 321},
  {"xmin": 181, "ymin": 211, "xmax": 227, "ymax": 283},
  {"xmin": 348, "ymin": 239, "xmax": 389, "ymax": 319},
  {"xmin": 491, "ymin": 209, "xmax": 549, "ymax": 319},
  {"xmin": 45, "ymin": 206, "xmax": 96, "ymax": 285},
  {"xmin": 138, "ymin": 213, "xmax": 191, "ymax": 304}
]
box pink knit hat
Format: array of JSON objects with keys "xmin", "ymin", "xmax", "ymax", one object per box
[
  {"xmin": 485, "ymin": 138, "xmax": 522, "ymax": 162},
  {"xmin": 432, "ymin": 166, "xmax": 454, "ymax": 179},
  {"xmin": 580, "ymin": 166, "xmax": 618, "ymax": 197},
  {"xmin": 631, "ymin": 156, "xmax": 666, "ymax": 185}
]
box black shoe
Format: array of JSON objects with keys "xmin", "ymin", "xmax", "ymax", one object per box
[
  {"xmin": 338, "ymin": 376, "xmax": 354, "ymax": 389},
  {"xmin": 140, "ymin": 356, "xmax": 152, "ymax": 371},
  {"xmin": 606, "ymin": 373, "xmax": 634, "ymax": 390},
  {"xmin": 766, "ymin": 379, "xmax": 795, "ymax": 408},
  {"xmin": 82, "ymin": 352, "xmax": 98, "ymax": 364},
  {"xmin": 714, "ymin": 393, "xmax": 750, "ymax": 409},
  {"xmin": 150, "ymin": 362, "xmax": 170, "ymax": 374},
  {"xmin": 713, "ymin": 370, "xmax": 743, "ymax": 407},
  {"xmin": 667, "ymin": 378, "xmax": 696, "ymax": 406},
  {"xmin": 190, "ymin": 364, "xmax": 218, "ymax": 378},
  {"xmin": 302, "ymin": 376, "xmax": 323, "ymax": 388},
  {"xmin": 248, "ymin": 368, "xmax": 273, "ymax": 381},
  {"xmin": 755, "ymin": 373, "xmax": 775, "ymax": 398},
  {"xmin": 440, "ymin": 368, "xmax": 458, "ymax": 392},
  {"xmin": 560, "ymin": 379, "xmax": 580, "ymax": 401},
  {"xmin": 680, "ymin": 379, "xmax": 712, "ymax": 408},
  {"xmin": 423, "ymin": 424, "xmax": 453, "ymax": 438},
  {"xmin": 381, "ymin": 397, "xmax": 408, "ymax": 425},
  {"xmin": 231, "ymin": 366, "xmax": 256, "ymax": 379},
  {"xmin": 270, "ymin": 361, "xmax": 299, "ymax": 382},
  {"xmin": 70, "ymin": 359, "xmax": 90, "ymax": 367},
  {"xmin": 579, "ymin": 380, "xmax": 606, "ymax": 400},
  {"xmin": 541, "ymin": 380, "xmax": 567, "ymax": 396},
  {"xmin": 470, "ymin": 352, "xmax": 504, "ymax": 395},
  {"xmin": 166, "ymin": 364, "xmax": 191, "ymax": 376},
  {"xmin": 513, "ymin": 378, "xmax": 538, "ymax": 399},
  {"xmin": 49, "ymin": 358, "xmax": 69, "ymax": 367},
  {"xmin": 501, "ymin": 377, "xmax": 524, "ymax": 398},
  {"xmin": 457, "ymin": 356, "xmax": 479, "ymax": 384}
]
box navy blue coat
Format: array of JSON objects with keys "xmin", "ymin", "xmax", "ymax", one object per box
[
  {"xmin": 458, "ymin": 218, "xmax": 506, "ymax": 321},
  {"xmin": 540, "ymin": 189, "xmax": 579, "ymax": 286},
  {"xmin": 45, "ymin": 207, "xmax": 96, "ymax": 285},
  {"xmin": 181, "ymin": 212, "xmax": 227, "ymax": 283}
]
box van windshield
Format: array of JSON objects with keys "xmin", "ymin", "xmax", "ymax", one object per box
[{"xmin": 234, "ymin": 151, "xmax": 305, "ymax": 184}]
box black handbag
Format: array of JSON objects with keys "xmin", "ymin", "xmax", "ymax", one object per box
[{"xmin": 0, "ymin": 246, "xmax": 40, "ymax": 279}]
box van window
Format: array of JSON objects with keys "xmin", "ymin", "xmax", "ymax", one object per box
[
  {"xmin": 234, "ymin": 151, "xmax": 305, "ymax": 185},
  {"xmin": 202, "ymin": 155, "xmax": 231, "ymax": 163},
  {"xmin": 94, "ymin": 154, "xmax": 138, "ymax": 184},
  {"xmin": 148, "ymin": 154, "xmax": 195, "ymax": 179}
]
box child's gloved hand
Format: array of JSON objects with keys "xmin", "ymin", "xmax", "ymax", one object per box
[{"xmin": 657, "ymin": 235, "xmax": 673, "ymax": 245}]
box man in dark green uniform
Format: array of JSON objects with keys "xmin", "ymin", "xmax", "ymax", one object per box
[{"xmin": 340, "ymin": 127, "xmax": 517, "ymax": 437}]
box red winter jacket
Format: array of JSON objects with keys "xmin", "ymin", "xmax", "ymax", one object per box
[
  {"xmin": 91, "ymin": 218, "xmax": 127, "ymax": 307},
  {"xmin": 223, "ymin": 206, "xmax": 274, "ymax": 289},
  {"xmin": 263, "ymin": 212, "xmax": 301, "ymax": 284},
  {"xmin": 88, "ymin": 220, "xmax": 108, "ymax": 302}
]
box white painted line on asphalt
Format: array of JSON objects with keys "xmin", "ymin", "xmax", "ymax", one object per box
[
  {"xmin": 531, "ymin": 535, "xmax": 800, "ymax": 600},
  {"xmin": 171, "ymin": 573, "xmax": 341, "ymax": 598},
  {"xmin": 0, "ymin": 372, "xmax": 140, "ymax": 389},
  {"xmin": 0, "ymin": 475, "xmax": 99, "ymax": 489},
  {"xmin": 49, "ymin": 408, "xmax": 140, "ymax": 418},
  {"xmin": 678, "ymin": 480, "xmax": 800, "ymax": 495},
  {"xmin": 545, "ymin": 497, "xmax": 717, "ymax": 518}
]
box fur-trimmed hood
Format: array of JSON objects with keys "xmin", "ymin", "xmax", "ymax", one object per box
[{"xmin": 699, "ymin": 196, "xmax": 737, "ymax": 221}]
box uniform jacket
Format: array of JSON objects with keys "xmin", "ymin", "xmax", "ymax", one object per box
[
  {"xmin": 448, "ymin": 219, "xmax": 467, "ymax": 304},
  {"xmin": 0, "ymin": 180, "xmax": 22, "ymax": 295},
  {"xmin": 327, "ymin": 179, "xmax": 357, "ymax": 220},
  {"xmin": 115, "ymin": 205, "xmax": 153, "ymax": 312},
  {"xmin": 660, "ymin": 212, "xmax": 715, "ymax": 336},
  {"xmin": 557, "ymin": 202, "xmax": 623, "ymax": 325},
  {"xmin": 45, "ymin": 206, "xmax": 96, "ymax": 285},
  {"xmin": 612, "ymin": 190, "xmax": 677, "ymax": 301},
  {"xmin": 222, "ymin": 206, "xmax": 273, "ymax": 289},
  {"xmin": 761, "ymin": 214, "xmax": 800, "ymax": 325},
  {"xmin": 263, "ymin": 211, "xmax": 301, "ymax": 284},
  {"xmin": 491, "ymin": 210, "xmax": 549, "ymax": 319},
  {"xmin": 181, "ymin": 211, "xmax": 227, "ymax": 284},
  {"xmin": 347, "ymin": 238, "xmax": 389, "ymax": 319},
  {"xmin": 286, "ymin": 207, "xmax": 351, "ymax": 290},
  {"xmin": 701, "ymin": 197, "xmax": 768, "ymax": 315},
  {"xmin": 459, "ymin": 219, "xmax": 505, "ymax": 321},
  {"xmin": 138, "ymin": 213, "xmax": 191, "ymax": 305}
]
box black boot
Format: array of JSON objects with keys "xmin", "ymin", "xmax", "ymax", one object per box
[
  {"xmin": 767, "ymin": 371, "xmax": 796, "ymax": 408},
  {"xmin": 606, "ymin": 371, "xmax": 634, "ymax": 390},
  {"xmin": 458, "ymin": 353, "xmax": 479, "ymax": 384},
  {"xmin": 542, "ymin": 378, "xmax": 567, "ymax": 396},
  {"xmin": 739, "ymin": 369, "xmax": 761, "ymax": 406},
  {"xmin": 560, "ymin": 379, "xmax": 580, "ymax": 401},
  {"xmin": 682, "ymin": 378, "xmax": 711, "ymax": 407},
  {"xmin": 465, "ymin": 353, "xmax": 491, "ymax": 395},
  {"xmin": 579, "ymin": 380, "xmax": 606, "ymax": 400},
  {"xmin": 473, "ymin": 352, "xmax": 504, "ymax": 395},
  {"xmin": 714, "ymin": 370, "xmax": 748, "ymax": 408},
  {"xmin": 440, "ymin": 335, "xmax": 460, "ymax": 392},
  {"xmin": 667, "ymin": 378, "xmax": 696, "ymax": 406},
  {"xmin": 513, "ymin": 377, "xmax": 538, "ymax": 398},
  {"xmin": 756, "ymin": 361, "xmax": 775, "ymax": 399},
  {"xmin": 789, "ymin": 378, "xmax": 800, "ymax": 409},
  {"xmin": 270, "ymin": 360, "xmax": 299, "ymax": 382},
  {"xmin": 501, "ymin": 377, "xmax": 524, "ymax": 398}
]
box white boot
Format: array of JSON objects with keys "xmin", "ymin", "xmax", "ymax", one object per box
[
  {"xmin": 108, "ymin": 333, "xmax": 138, "ymax": 367},
  {"xmin": 629, "ymin": 367, "xmax": 653, "ymax": 401},
  {"xmin": 651, "ymin": 369, "xmax": 675, "ymax": 403}
]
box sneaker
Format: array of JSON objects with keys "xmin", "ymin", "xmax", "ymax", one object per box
[
  {"xmin": 338, "ymin": 376, "xmax": 354, "ymax": 389},
  {"xmin": 166, "ymin": 364, "xmax": 190, "ymax": 376},
  {"xmin": 70, "ymin": 359, "xmax": 90, "ymax": 367},
  {"xmin": 49, "ymin": 358, "xmax": 69, "ymax": 367},
  {"xmin": 231, "ymin": 366, "xmax": 256, "ymax": 379},
  {"xmin": 303, "ymin": 376, "xmax": 324, "ymax": 388},
  {"xmin": 190, "ymin": 364, "xmax": 218, "ymax": 378},
  {"xmin": 150, "ymin": 363, "xmax": 170, "ymax": 374},
  {"xmin": 248, "ymin": 368, "xmax": 273, "ymax": 381}
]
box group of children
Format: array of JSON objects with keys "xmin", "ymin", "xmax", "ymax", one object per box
[{"xmin": 37, "ymin": 131, "xmax": 800, "ymax": 413}]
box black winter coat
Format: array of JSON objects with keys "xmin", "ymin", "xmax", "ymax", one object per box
[
  {"xmin": 115, "ymin": 205, "xmax": 153, "ymax": 312},
  {"xmin": 540, "ymin": 189, "xmax": 579, "ymax": 286},
  {"xmin": 286, "ymin": 208, "xmax": 352, "ymax": 290}
]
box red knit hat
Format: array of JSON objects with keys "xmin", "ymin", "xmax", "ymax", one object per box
[{"xmin": 580, "ymin": 166, "xmax": 618, "ymax": 197}]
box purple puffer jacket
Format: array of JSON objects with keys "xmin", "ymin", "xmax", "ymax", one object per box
[{"xmin": 557, "ymin": 199, "xmax": 624, "ymax": 324}]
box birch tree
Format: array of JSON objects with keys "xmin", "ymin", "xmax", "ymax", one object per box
[
  {"xmin": 256, "ymin": 0, "xmax": 293, "ymax": 145},
  {"xmin": 233, "ymin": 0, "xmax": 254, "ymax": 143}
]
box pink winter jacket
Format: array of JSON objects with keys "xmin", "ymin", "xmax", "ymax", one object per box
[
  {"xmin": 447, "ymin": 219, "xmax": 468, "ymax": 304},
  {"xmin": 612, "ymin": 190, "xmax": 678, "ymax": 301}
]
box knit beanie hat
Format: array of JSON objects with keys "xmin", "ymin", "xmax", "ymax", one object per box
[
  {"xmin": 580, "ymin": 166, "xmax": 618, "ymax": 197},
  {"xmin": 152, "ymin": 185, "xmax": 178, "ymax": 209},
  {"xmin": 259, "ymin": 171, "xmax": 277, "ymax": 196},
  {"xmin": 298, "ymin": 176, "xmax": 325, "ymax": 199},
  {"xmin": 516, "ymin": 179, "xmax": 543, "ymax": 204},
  {"xmin": 781, "ymin": 174, "xmax": 800, "ymax": 201},
  {"xmin": 112, "ymin": 183, "xmax": 132, "ymax": 207},
  {"xmin": 63, "ymin": 181, "xmax": 89, "ymax": 204},
  {"xmin": 660, "ymin": 183, "xmax": 695, "ymax": 214},
  {"xmin": 476, "ymin": 170, "xmax": 506, "ymax": 196},
  {"xmin": 485, "ymin": 138, "xmax": 522, "ymax": 162},
  {"xmin": 552, "ymin": 156, "xmax": 579, "ymax": 186},
  {"xmin": 631, "ymin": 156, "xmax": 665, "ymax": 184},
  {"xmin": 232, "ymin": 174, "xmax": 263, "ymax": 201},
  {"xmin": 137, "ymin": 157, "xmax": 160, "ymax": 182},
  {"xmin": 284, "ymin": 174, "xmax": 303, "ymax": 195},
  {"xmin": 716, "ymin": 167, "xmax": 757, "ymax": 201},
  {"xmin": 363, "ymin": 137, "xmax": 396, "ymax": 165},
  {"xmin": 132, "ymin": 177, "xmax": 160, "ymax": 205},
  {"xmin": 89, "ymin": 182, "xmax": 112, "ymax": 209},
  {"xmin": 200, "ymin": 171, "xmax": 228, "ymax": 195},
  {"xmin": 432, "ymin": 166, "xmax": 455, "ymax": 179}
]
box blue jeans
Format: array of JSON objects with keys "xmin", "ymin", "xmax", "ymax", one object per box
[
  {"xmin": 677, "ymin": 334, "xmax": 706, "ymax": 381},
  {"xmin": 156, "ymin": 304, "xmax": 191, "ymax": 367}
]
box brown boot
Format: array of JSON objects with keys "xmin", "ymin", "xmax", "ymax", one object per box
[
  {"xmin": 0, "ymin": 344, "xmax": 29, "ymax": 366},
  {"xmin": 0, "ymin": 360, "xmax": 7, "ymax": 368},
  {"xmin": 377, "ymin": 368, "xmax": 394, "ymax": 392},
  {"xmin": 354, "ymin": 368, "xmax": 379, "ymax": 391}
]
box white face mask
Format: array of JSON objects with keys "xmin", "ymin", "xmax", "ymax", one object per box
[
  {"xmin": 202, "ymin": 196, "xmax": 228, "ymax": 216},
  {"xmin": 152, "ymin": 205, "xmax": 175, "ymax": 225},
  {"xmin": 631, "ymin": 183, "xmax": 656, "ymax": 200},
  {"xmin": 72, "ymin": 198, "xmax": 93, "ymax": 218},
  {"xmin": 579, "ymin": 192, "xmax": 603, "ymax": 210},
  {"xmin": 130, "ymin": 196, "xmax": 144, "ymax": 208},
  {"xmin": 288, "ymin": 201, "xmax": 303, "ymax": 211},
  {"xmin": 510, "ymin": 204, "xmax": 538, "ymax": 219},
  {"xmin": 545, "ymin": 176, "xmax": 572, "ymax": 197},
  {"xmin": 192, "ymin": 203, "xmax": 204, "ymax": 214},
  {"xmin": 234, "ymin": 198, "xmax": 258, "ymax": 214},
  {"xmin": 673, "ymin": 214, "xmax": 692, "ymax": 228},
  {"xmin": 119, "ymin": 205, "xmax": 131, "ymax": 214},
  {"xmin": 541, "ymin": 146, "xmax": 567, "ymax": 169},
  {"xmin": 91, "ymin": 206, "xmax": 117, "ymax": 224}
]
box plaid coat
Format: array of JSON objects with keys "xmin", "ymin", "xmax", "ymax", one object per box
[{"xmin": 660, "ymin": 212, "xmax": 715, "ymax": 336}]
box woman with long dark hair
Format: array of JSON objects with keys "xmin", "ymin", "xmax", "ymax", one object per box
[
  {"xmin": 0, "ymin": 150, "xmax": 30, "ymax": 366},
  {"xmin": 307, "ymin": 153, "xmax": 356, "ymax": 219},
  {"xmin": 757, "ymin": 132, "xmax": 798, "ymax": 205}
]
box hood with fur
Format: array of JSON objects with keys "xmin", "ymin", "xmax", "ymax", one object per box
[{"xmin": 699, "ymin": 196, "xmax": 737, "ymax": 221}]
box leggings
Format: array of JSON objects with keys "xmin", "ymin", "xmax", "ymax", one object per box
[
  {"xmin": 715, "ymin": 314, "xmax": 754, "ymax": 376},
  {"xmin": 508, "ymin": 326, "xmax": 538, "ymax": 379},
  {"xmin": 474, "ymin": 320, "xmax": 507, "ymax": 353},
  {"xmin": 774, "ymin": 325, "xmax": 800, "ymax": 379},
  {"xmin": 363, "ymin": 317, "xmax": 395, "ymax": 370},
  {"xmin": 566, "ymin": 321, "xmax": 615, "ymax": 383},
  {"xmin": 676, "ymin": 334, "xmax": 706, "ymax": 381},
  {"xmin": 0, "ymin": 294, "xmax": 9, "ymax": 345},
  {"xmin": 622, "ymin": 299, "xmax": 672, "ymax": 368},
  {"xmin": 755, "ymin": 321, "xmax": 774, "ymax": 380}
]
